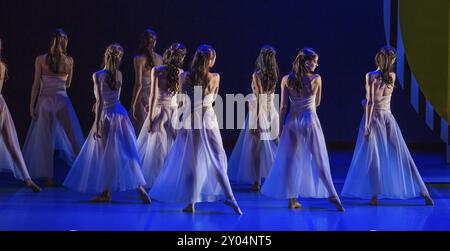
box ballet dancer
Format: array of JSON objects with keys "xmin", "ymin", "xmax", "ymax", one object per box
[
  {"xmin": 0, "ymin": 38, "xmax": 41, "ymax": 192},
  {"xmin": 261, "ymin": 48, "xmax": 344, "ymax": 211},
  {"xmin": 137, "ymin": 43, "xmax": 186, "ymax": 188},
  {"xmin": 130, "ymin": 28, "xmax": 163, "ymax": 133},
  {"xmin": 23, "ymin": 29, "xmax": 84, "ymax": 186},
  {"xmin": 63, "ymin": 43, "xmax": 150, "ymax": 204},
  {"xmin": 341, "ymin": 46, "xmax": 433, "ymax": 206},
  {"xmin": 150, "ymin": 45, "xmax": 243, "ymax": 215},
  {"xmin": 228, "ymin": 45, "xmax": 279, "ymax": 191}
]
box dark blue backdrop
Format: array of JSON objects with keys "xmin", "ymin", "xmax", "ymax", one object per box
[{"xmin": 0, "ymin": 0, "xmax": 441, "ymax": 147}]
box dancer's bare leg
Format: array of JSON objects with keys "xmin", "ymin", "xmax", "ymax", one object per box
[
  {"xmin": 406, "ymin": 155, "xmax": 434, "ymax": 206},
  {"xmin": 24, "ymin": 179, "xmax": 42, "ymax": 192},
  {"xmin": 252, "ymin": 134, "xmax": 261, "ymax": 192},
  {"xmin": 369, "ymin": 195, "xmax": 378, "ymax": 206},
  {"xmin": 91, "ymin": 191, "xmax": 112, "ymax": 203},
  {"xmin": 56, "ymin": 102, "xmax": 82, "ymax": 155},
  {"xmin": 251, "ymin": 181, "xmax": 261, "ymax": 192},
  {"xmin": 423, "ymin": 194, "xmax": 434, "ymax": 205},
  {"xmin": 1, "ymin": 123, "xmax": 42, "ymax": 192},
  {"xmin": 137, "ymin": 186, "xmax": 151, "ymax": 204},
  {"xmin": 45, "ymin": 177, "xmax": 53, "ymax": 187},
  {"xmin": 183, "ymin": 203, "xmax": 195, "ymax": 213},
  {"xmin": 205, "ymin": 128, "xmax": 243, "ymax": 215},
  {"xmin": 309, "ymin": 133, "xmax": 344, "ymax": 212},
  {"xmin": 288, "ymin": 198, "xmax": 302, "ymax": 209}
]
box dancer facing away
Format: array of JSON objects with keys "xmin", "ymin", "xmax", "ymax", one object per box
[
  {"xmin": 23, "ymin": 29, "xmax": 84, "ymax": 186},
  {"xmin": 150, "ymin": 45, "xmax": 243, "ymax": 215},
  {"xmin": 64, "ymin": 43, "xmax": 150, "ymax": 204},
  {"xmin": 228, "ymin": 45, "xmax": 279, "ymax": 192},
  {"xmin": 341, "ymin": 46, "xmax": 433, "ymax": 206},
  {"xmin": 261, "ymin": 48, "xmax": 344, "ymax": 211},
  {"xmin": 0, "ymin": 38, "xmax": 41, "ymax": 192},
  {"xmin": 137, "ymin": 43, "xmax": 186, "ymax": 189},
  {"xmin": 130, "ymin": 28, "xmax": 163, "ymax": 133}
]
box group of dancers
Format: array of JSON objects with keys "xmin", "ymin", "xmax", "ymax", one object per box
[{"xmin": 0, "ymin": 28, "xmax": 434, "ymax": 215}]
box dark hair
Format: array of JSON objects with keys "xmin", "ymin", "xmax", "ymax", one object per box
[
  {"xmin": 187, "ymin": 44, "xmax": 216, "ymax": 88},
  {"xmin": 102, "ymin": 43, "xmax": 124, "ymax": 90},
  {"xmin": 288, "ymin": 47, "xmax": 318, "ymax": 92},
  {"xmin": 46, "ymin": 29, "xmax": 69, "ymax": 74},
  {"xmin": 255, "ymin": 45, "xmax": 279, "ymax": 93},
  {"xmin": 0, "ymin": 38, "xmax": 7, "ymax": 81},
  {"xmin": 162, "ymin": 43, "xmax": 187, "ymax": 95},
  {"xmin": 138, "ymin": 28, "xmax": 158, "ymax": 69},
  {"xmin": 375, "ymin": 45, "xmax": 397, "ymax": 87}
]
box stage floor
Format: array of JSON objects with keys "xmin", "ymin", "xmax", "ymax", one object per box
[{"xmin": 0, "ymin": 150, "xmax": 449, "ymax": 231}]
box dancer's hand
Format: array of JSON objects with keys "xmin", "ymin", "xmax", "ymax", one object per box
[
  {"xmin": 93, "ymin": 123, "xmax": 102, "ymax": 140},
  {"xmin": 278, "ymin": 126, "xmax": 283, "ymax": 138},
  {"xmin": 132, "ymin": 105, "xmax": 137, "ymax": 119},
  {"xmin": 30, "ymin": 107, "xmax": 38, "ymax": 121},
  {"xmin": 364, "ymin": 129, "xmax": 370, "ymax": 141},
  {"xmin": 147, "ymin": 119, "xmax": 154, "ymax": 133},
  {"xmin": 250, "ymin": 128, "xmax": 260, "ymax": 136}
]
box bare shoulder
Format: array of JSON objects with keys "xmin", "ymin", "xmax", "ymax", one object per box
[
  {"xmin": 312, "ymin": 73, "xmax": 321, "ymax": 82},
  {"xmin": 133, "ymin": 54, "xmax": 146, "ymax": 62},
  {"xmin": 93, "ymin": 70, "xmax": 104, "ymax": 80},
  {"xmin": 209, "ymin": 73, "xmax": 220, "ymax": 87},
  {"xmin": 36, "ymin": 54, "xmax": 47, "ymax": 64},
  {"xmin": 367, "ymin": 70, "xmax": 379, "ymax": 79},
  {"xmin": 0, "ymin": 61, "xmax": 4, "ymax": 79},
  {"xmin": 134, "ymin": 54, "xmax": 146, "ymax": 64},
  {"xmin": 210, "ymin": 72, "xmax": 220, "ymax": 81},
  {"xmin": 153, "ymin": 65, "xmax": 164, "ymax": 73},
  {"xmin": 253, "ymin": 70, "xmax": 262, "ymax": 79},
  {"xmin": 281, "ymin": 74, "xmax": 289, "ymax": 87},
  {"xmin": 180, "ymin": 71, "xmax": 188, "ymax": 78},
  {"xmin": 389, "ymin": 72, "xmax": 396, "ymax": 79},
  {"xmin": 66, "ymin": 56, "xmax": 74, "ymax": 66},
  {"xmin": 179, "ymin": 71, "xmax": 188, "ymax": 85},
  {"xmin": 311, "ymin": 74, "xmax": 322, "ymax": 91},
  {"xmin": 155, "ymin": 52, "xmax": 163, "ymax": 61},
  {"xmin": 154, "ymin": 52, "xmax": 163, "ymax": 65},
  {"xmin": 179, "ymin": 69, "xmax": 187, "ymax": 80}
]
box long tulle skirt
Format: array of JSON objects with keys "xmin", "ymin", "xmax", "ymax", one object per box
[
  {"xmin": 0, "ymin": 95, "xmax": 30, "ymax": 180},
  {"xmin": 341, "ymin": 110, "xmax": 429, "ymax": 199},
  {"xmin": 23, "ymin": 94, "xmax": 84, "ymax": 179},
  {"xmin": 64, "ymin": 103, "xmax": 146, "ymax": 193},
  {"xmin": 150, "ymin": 108, "xmax": 230, "ymax": 204},
  {"xmin": 261, "ymin": 110, "xmax": 339, "ymax": 199},
  {"xmin": 228, "ymin": 114, "xmax": 278, "ymax": 184},
  {"xmin": 137, "ymin": 105, "xmax": 176, "ymax": 188}
]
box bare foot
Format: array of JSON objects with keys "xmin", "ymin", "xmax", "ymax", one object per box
[
  {"xmin": 328, "ymin": 197, "xmax": 345, "ymax": 212},
  {"xmin": 91, "ymin": 192, "xmax": 112, "ymax": 203},
  {"xmin": 251, "ymin": 182, "xmax": 260, "ymax": 192},
  {"xmin": 137, "ymin": 187, "xmax": 151, "ymax": 204},
  {"xmin": 45, "ymin": 178, "xmax": 53, "ymax": 187},
  {"xmin": 224, "ymin": 199, "xmax": 243, "ymax": 215},
  {"xmin": 25, "ymin": 179, "xmax": 42, "ymax": 193},
  {"xmin": 182, "ymin": 204, "xmax": 195, "ymax": 213},
  {"xmin": 369, "ymin": 196, "xmax": 378, "ymax": 206},
  {"xmin": 288, "ymin": 199, "xmax": 302, "ymax": 209},
  {"xmin": 424, "ymin": 194, "xmax": 434, "ymax": 206}
]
